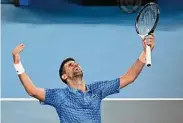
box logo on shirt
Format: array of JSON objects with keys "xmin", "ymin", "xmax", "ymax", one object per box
[{"xmin": 91, "ymin": 94, "xmax": 99, "ymax": 100}]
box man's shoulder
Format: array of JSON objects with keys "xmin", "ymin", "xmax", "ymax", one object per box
[
  {"xmin": 87, "ymin": 80, "xmax": 104, "ymax": 92},
  {"xmin": 45, "ymin": 87, "xmax": 68, "ymax": 95},
  {"xmin": 87, "ymin": 78, "xmax": 120, "ymax": 90},
  {"xmin": 46, "ymin": 87, "xmax": 69, "ymax": 100},
  {"xmin": 87, "ymin": 79, "xmax": 107, "ymax": 87}
]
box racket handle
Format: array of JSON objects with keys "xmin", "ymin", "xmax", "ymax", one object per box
[{"xmin": 146, "ymin": 45, "xmax": 152, "ymax": 67}]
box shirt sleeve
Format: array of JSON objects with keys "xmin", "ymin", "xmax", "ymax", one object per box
[
  {"xmin": 92, "ymin": 78, "xmax": 121, "ymax": 99},
  {"xmin": 40, "ymin": 88, "xmax": 62, "ymax": 107}
]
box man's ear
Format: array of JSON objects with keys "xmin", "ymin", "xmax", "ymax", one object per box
[{"xmin": 62, "ymin": 74, "xmax": 67, "ymax": 81}]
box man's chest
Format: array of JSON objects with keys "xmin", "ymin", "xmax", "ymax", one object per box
[{"xmin": 61, "ymin": 92, "xmax": 102, "ymax": 109}]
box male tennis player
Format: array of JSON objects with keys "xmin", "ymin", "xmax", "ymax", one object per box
[{"xmin": 12, "ymin": 34, "xmax": 155, "ymax": 123}]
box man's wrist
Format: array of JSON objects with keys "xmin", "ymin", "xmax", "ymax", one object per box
[
  {"xmin": 14, "ymin": 62, "xmax": 25, "ymax": 75},
  {"xmin": 138, "ymin": 51, "xmax": 146, "ymax": 64}
]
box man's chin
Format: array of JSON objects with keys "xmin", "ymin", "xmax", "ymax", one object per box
[{"xmin": 74, "ymin": 72, "xmax": 83, "ymax": 77}]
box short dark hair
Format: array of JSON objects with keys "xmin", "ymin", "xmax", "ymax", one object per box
[{"xmin": 59, "ymin": 57, "xmax": 75, "ymax": 84}]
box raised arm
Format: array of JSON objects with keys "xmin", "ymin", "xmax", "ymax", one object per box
[
  {"xmin": 12, "ymin": 44, "xmax": 45, "ymax": 101},
  {"xmin": 120, "ymin": 34, "xmax": 155, "ymax": 88}
]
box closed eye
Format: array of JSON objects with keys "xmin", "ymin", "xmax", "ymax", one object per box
[{"xmin": 68, "ymin": 63, "xmax": 72, "ymax": 67}]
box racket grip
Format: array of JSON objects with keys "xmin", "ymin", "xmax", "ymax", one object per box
[{"xmin": 146, "ymin": 45, "xmax": 152, "ymax": 67}]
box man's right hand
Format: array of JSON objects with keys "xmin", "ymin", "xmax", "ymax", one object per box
[{"xmin": 12, "ymin": 44, "xmax": 25, "ymax": 64}]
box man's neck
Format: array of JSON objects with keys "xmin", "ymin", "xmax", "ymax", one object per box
[{"xmin": 68, "ymin": 77, "xmax": 86, "ymax": 92}]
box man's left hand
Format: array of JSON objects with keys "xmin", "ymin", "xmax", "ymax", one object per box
[{"xmin": 142, "ymin": 33, "xmax": 155, "ymax": 52}]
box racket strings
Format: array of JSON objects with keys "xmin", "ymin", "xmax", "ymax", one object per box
[{"xmin": 137, "ymin": 5, "xmax": 158, "ymax": 35}]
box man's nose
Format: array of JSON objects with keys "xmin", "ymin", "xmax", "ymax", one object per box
[
  {"xmin": 74, "ymin": 63, "xmax": 78, "ymax": 67},
  {"xmin": 71, "ymin": 63, "xmax": 78, "ymax": 67}
]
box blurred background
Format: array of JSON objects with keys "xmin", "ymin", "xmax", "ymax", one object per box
[
  {"xmin": 1, "ymin": 0, "xmax": 183, "ymax": 98},
  {"xmin": 1, "ymin": 0, "xmax": 183, "ymax": 122}
]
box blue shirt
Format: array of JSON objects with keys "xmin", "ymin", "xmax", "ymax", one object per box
[{"xmin": 40, "ymin": 78, "xmax": 120, "ymax": 123}]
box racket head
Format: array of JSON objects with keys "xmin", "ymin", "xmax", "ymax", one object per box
[{"xmin": 135, "ymin": 2, "xmax": 160, "ymax": 36}]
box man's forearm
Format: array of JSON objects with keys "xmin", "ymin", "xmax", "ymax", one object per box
[
  {"xmin": 13, "ymin": 54, "xmax": 37, "ymax": 96},
  {"xmin": 15, "ymin": 64, "xmax": 45, "ymax": 101},
  {"xmin": 120, "ymin": 51, "xmax": 145, "ymax": 88},
  {"xmin": 18, "ymin": 72, "xmax": 37, "ymax": 96},
  {"xmin": 14, "ymin": 63, "xmax": 37, "ymax": 97},
  {"xmin": 125, "ymin": 51, "xmax": 145, "ymax": 81}
]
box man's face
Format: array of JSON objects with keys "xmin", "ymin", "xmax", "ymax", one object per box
[{"xmin": 62, "ymin": 60, "xmax": 83, "ymax": 81}]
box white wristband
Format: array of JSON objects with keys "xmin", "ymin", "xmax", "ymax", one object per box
[{"xmin": 14, "ymin": 62, "xmax": 25, "ymax": 75}]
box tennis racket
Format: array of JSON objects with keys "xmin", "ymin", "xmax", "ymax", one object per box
[{"xmin": 135, "ymin": 2, "xmax": 160, "ymax": 67}]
